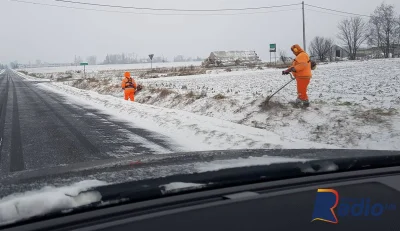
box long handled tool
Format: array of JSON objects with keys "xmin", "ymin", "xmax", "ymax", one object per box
[{"xmin": 264, "ymin": 73, "xmax": 295, "ymax": 103}]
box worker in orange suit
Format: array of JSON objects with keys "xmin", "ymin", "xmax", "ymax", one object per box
[
  {"xmin": 282, "ymin": 44, "xmax": 312, "ymax": 107},
  {"xmin": 121, "ymin": 72, "xmax": 137, "ymax": 101}
]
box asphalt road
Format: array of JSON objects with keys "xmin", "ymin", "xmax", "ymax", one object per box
[{"xmin": 0, "ymin": 69, "xmax": 175, "ymax": 175}]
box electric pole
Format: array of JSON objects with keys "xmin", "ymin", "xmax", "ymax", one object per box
[{"xmin": 302, "ymin": 1, "xmax": 306, "ymax": 52}]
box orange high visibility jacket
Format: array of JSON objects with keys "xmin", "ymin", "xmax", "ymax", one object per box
[
  {"xmin": 290, "ymin": 44, "xmax": 312, "ymax": 79},
  {"xmin": 121, "ymin": 77, "xmax": 137, "ymax": 90}
]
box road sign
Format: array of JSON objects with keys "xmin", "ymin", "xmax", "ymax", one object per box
[
  {"xmin": 269, "ymin": 44, "xmax": 276, "ymax": 52},
  {"xmin": 80, "ymin": 62, "xmax": 88, "ymax": 75},
  {"xmin": 148, "ymin": 54, "xmax": 154, "ymax": 69}
]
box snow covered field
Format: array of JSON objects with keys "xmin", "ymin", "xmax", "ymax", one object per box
[
  {"xmin": 35, "ymin": 80, "xmax": 332, "ymax": 151},
  {"xmin": 18, "ymin": 61, "xmax": 202, "ymax": 74},
  {"xmin": 135, "ymin": 59, "xmax": 400, "ymax": 150},
  {"xmin": 16, "ymin": 59, "xmax": 400, "ymax": 150}
]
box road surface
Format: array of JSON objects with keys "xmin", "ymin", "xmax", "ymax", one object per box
[{"xmin": 0, "ymin": 69, "xmax": 175, "ymax": 176}]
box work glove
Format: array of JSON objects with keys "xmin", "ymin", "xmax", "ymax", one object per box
[{"xmin": 282, "ymin": 67, "xmax": 295, "ymax": 75}]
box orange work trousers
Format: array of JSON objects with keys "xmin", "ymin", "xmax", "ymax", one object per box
[
  {"xmin": 296, "ymin": 78, "xmax": 310, "ymax": 101},
  {"xmin": 124, "ymin": 88, "xmax": 135, "ymax": 101}
]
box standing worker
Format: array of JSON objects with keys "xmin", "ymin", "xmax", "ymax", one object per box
[
  {"xmin": 121, "ymin": 72, "xmax": 137, "ymax": 101},
  {"xmin": 282, "ymin": 44, "xmax": 313, "ymax": 108}
]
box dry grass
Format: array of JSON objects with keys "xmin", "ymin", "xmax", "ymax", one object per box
[
  {"xmin": 87, "ymin": 77, "xmax": 99, "ymax": 83},
  {"xmin": 353, "ymin": 108, "xmax": 397, "ymax": 124},
  {"xmin": 259, "ymin": 99, "xmax": 288, "ymax": 111},
  {"xmin": 56, "ymin": 76, "xmax": 73, "ymax": 82},
  {"xmin": 139, "ymin": 66, "xmax": 207, "ymax": 78},
  {"xmin": 159, "ymin": 89, "xmax": 175, "ymax": 98},
  {"xmin": 186, "ymin": 91, "xmax": 196, "ymax": 98},
  {"xmin": 213, "ymin": 93, "xmax": 226, "ymax": 100}
]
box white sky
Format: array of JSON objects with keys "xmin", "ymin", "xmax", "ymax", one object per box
[{"xmin": 0, "ymin": 0, "xmax": 399, "ymax": 64}]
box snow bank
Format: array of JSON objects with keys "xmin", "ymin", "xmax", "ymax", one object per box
[
  {"xmin": 160, "ymin": 182, "xmax": 206, "ymax": 194},
  {"xmin": 195, "ymin": 156, "xmax": 310, "ymax": 172},
  {"xmin": 36, "ymin": 82, "xmax": 333, "ymax": 151},
  {"xmin": 15, "ymin": 71, "xmax": 50, "ymax": 82},
  {"xmin": 0, "ymin": 180, "xmax": 107, "ymax": 225}
]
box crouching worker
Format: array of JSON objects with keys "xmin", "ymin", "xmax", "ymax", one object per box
[{"xmin": 121, "ymin": 72, "xmax": 137, "ymax": 101}]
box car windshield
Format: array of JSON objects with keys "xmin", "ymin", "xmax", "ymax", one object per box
[{"xmin": 0, "ymin": 0, "xmax": 399, "ymax": 226}]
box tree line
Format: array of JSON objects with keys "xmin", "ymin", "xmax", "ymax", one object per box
[{"xmin": 308, "ymin": 2, "xmax": 400, "ymax": 61}]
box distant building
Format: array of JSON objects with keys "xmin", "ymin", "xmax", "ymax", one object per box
[
  {"xmin": 331, "ymin": 45, "xmax": 350, "ymax": 60},
  {"xmin": 332, "ymin": 44, "xmax": 400, "ymax": 60},
  {"xmin": 203, "ymin": 50, "xmax": 261, "ymax": 67}
]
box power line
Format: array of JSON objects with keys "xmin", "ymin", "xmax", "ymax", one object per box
[
  {"xmin": 305, "ymin": 4, "xmax": 371, "ymax": 17},
  {"xmin": 51, "ymin": 0, "xmax": 301, "ymax": 12},
  {"xmin": 307, "ymin": 8, "xmax": 355, "ymax": 17},
  {"xmin": 10, "ymin": 0, "xmax": 300, "ymax": 16}
]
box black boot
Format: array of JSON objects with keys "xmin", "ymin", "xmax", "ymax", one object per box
[{"xmin": 303, "ymin": 100, "xmax": 310, "ymax": 108}]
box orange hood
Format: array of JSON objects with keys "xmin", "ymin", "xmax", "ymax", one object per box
[
  {"xmin": 124, "ymin": 72, "xmax": 131, "ymax": 78},
  {"xmin": 291, "ymin": 44, "xmax": 304, "ymax": 56}
]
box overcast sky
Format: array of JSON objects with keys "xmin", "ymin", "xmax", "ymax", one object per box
[{"xmin": 1, "ymin": 0, "xmax": 399, "ymax": 64}]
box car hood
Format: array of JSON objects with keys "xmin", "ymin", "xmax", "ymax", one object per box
[{"xmin": 1, "ymin": 149, "xmax": 400, "ymax": 198}]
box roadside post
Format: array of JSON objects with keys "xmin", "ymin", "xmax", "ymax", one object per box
[
  {"xmin": 269, "ymin": 44, "xmax": 276, "ymax": 66},
  {"xmin": 80, "ymin": 62, "xmax": 88, "ymax": 76},
  {"xmin": 148, "ymin": 54, "xmax": 154, "ymax": 70}
]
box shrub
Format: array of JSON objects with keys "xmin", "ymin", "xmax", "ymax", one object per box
[
  {"xmin": 159, "ymin": 89, "xmax": 174, "ymax": 98},
  {"xmin": 213, "ymin": 93, "xmax": 226, "ymax": 100}
]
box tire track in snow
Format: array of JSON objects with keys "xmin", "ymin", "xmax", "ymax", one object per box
[
  {"xmin": 40, "ymin": 89, "xmax": 176, "ymax": 153},
  {"xmin": 9, "ymin": 77, "xmax": 25, "ymax": 172},
  {"xmin": 16, "ymin": 74, "xmax": 101, "ymax": 156},
  {"xmin": 0, "ymin": 73, "xmax": 10, "ymax": 162}
]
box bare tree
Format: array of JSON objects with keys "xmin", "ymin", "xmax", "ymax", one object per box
[
  {"xmin": 10, "ymin": 61, "xmax": 19, "ymax": 69},
  {"xmin": 309, "ymin": 36, "xmax": 334, "ymax": 61},
  {"xmin": 74, "ymin": 56, "xmax": 83, "ymax": 65},
  {"xmin": 369, "ymin": 3, "xmax": 398, "ymax": 58},
  {"xmin": 279, "ymin": 50, "xmax": 288, "ymax": 64},
  {"xmin": 87, "ymin": 56, "xmax": 97, "ymax": 65},
  {"xmin": 337, "ymin": 17, "xmax": 368, "ymax": 60},
  {"xmin": 395, "ymin": 15, "xmax": 400, "ymax": 51}
]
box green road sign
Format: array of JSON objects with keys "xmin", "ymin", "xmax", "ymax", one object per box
[
  {"xmin": 80, "ymin": 62, "xmax": 88, "ymax": 66},
  {"xmin": 269, "ymin": 44, "xmax": 276, "ymax": 52}
]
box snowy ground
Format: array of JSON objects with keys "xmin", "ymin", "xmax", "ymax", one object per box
[
  {"xmin": 2, "ymin": 59, "xmax": 399, "ymax": 226},
  {"xmin": 34, "ymin": 79, "xmax": 333, "ymax": 151},
  {"xmin": 18, "ymin": 61, "xmax": 202, "ymax": 74},
  {"xmin": 138, "ymin": 59, "xmax": 400, "ymax": 150},
  {"xmin": 16, "ymin": 59, "xmax": 400, "ymax": 150}
]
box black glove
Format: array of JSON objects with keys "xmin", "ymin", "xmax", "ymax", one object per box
[{"xmin": 282, "ymin": 67, "xmax": 295, "ymax": 75}]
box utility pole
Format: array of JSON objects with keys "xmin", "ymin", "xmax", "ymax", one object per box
[{"xmin": 302, "ymin": 1, "xmax": 306, "ymax": 52}]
